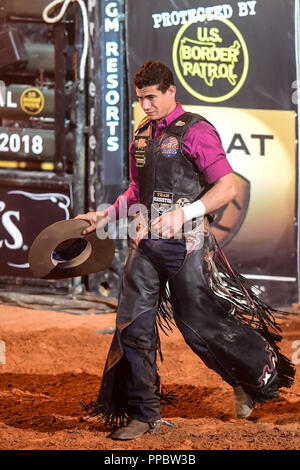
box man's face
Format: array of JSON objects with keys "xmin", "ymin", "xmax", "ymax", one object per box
[{"xmin": 136, "ymin": 84, "xmax": 176, "ymax": 121}]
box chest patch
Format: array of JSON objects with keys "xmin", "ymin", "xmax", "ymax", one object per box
[
  {"xmin": 160, "ymin": 136, "xmax": 179, "ymax": 158},
  {"xmin": 152, "ymin": 191, "xmax": 174, "ymax": 215},
  {"xmin": 134, "ymin": 136, "xmax": 148, "ymax": 167}
]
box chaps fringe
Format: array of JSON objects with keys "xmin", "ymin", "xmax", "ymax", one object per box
[
  {"xmin": 80, "ymin": 399, "xmax": 129, "ymax": 428},
  {"xmin": 207, "ymin": 233, "xmax": 295, "ymax": 391}
]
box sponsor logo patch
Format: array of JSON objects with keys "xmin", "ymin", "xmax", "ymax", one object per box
[
  {"xmin": 134, "ymin": 136, "xmax": 148, "ymax": 167},
  {"xmin": 152, "ymin": 191, "xmax": 174, "ymax": 214},
  {"xmin": 175, "ymin": 120, "xmax": 186, "ymax": 127},
  {"xmin": 160, "ymin": 136, "xmax": 179, "ymax": 158},
  {"xmin": 175, "ymin": 197, "xmax": 191, "ymax": 207}
]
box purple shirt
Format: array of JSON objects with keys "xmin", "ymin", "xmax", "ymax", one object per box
[{"xmin": 107, "ymin": 103, "xmax": 232, "ymax": 218}]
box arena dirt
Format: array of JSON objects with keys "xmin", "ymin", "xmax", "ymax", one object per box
[{"xmin": 0, "ymin": 304, "xmax": 299, "ymax": 451}]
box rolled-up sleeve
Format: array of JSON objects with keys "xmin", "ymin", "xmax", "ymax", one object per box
[{"xmin": 183, "ymin": 121, "xmax": 233, "ymax": 184}]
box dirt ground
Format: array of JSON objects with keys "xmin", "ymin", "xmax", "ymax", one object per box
[{"xmin": 0, "ymin": 301, "xmax": 299, "ymax": 452}]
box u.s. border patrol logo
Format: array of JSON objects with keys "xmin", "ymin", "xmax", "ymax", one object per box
[
  {"xmin": 160, "ymin": 136, "xmax": 179, "ymax": 158},
  {"xmin": 20, "ymin": 88, "xmax": 45, "ymax": 115},
  {"xmin": 172, "ymin": 15, "xmax": 249, "ymax": 104}
]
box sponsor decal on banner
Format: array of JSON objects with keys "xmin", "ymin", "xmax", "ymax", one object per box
[
  {"xmin": 97, "ymin": 0, "xmax": 125, "ymax": 184},
  {"xmin": 160, "ymin": 136, "xmax": 179, "ymax": 157},
  {"xmin": 0, "ymin": 84, "xmax": 17, "ymax": 109},
  {"xmin": 188, "ymin": 105, "xmax": 296, "ymax": 270},
  {"xmin": 0, "ymin": 130, "xmax": 45, "ymax": 157},
  {"xmin": 212, "ymin": 172, "xmax": 250, "ymax": 247},
  {"xmin": 0, "ymin": 188, "xmax": 71, "ymax": 276},
  {"xmin": 128, "ymin": 0, "xmax": 295, "ymax": 110},
  {"xmin": 20, "ymin": 88, "xmax": 45, "ymax": 115},
  {"xmin": 172, "ymin": 15, "xmax": 249, "ymax": 103}
]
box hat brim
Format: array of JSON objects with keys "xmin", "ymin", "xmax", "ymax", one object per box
[{"xmin": 28, "ymin": 219, "xmax": 115, "ymax": 279}]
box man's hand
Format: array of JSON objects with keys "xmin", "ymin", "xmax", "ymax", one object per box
[
  {"xmin": 75, "ymin": 211, "xmax": 109, "ymax": 235},
  {"xmin": 151, "ymin": 208, "xmax": 186, "ymax": 238}
]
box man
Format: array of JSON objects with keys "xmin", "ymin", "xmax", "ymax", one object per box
[{"xmin": 77, "ymin": 60, "xmax": 294, "ymax": 440}]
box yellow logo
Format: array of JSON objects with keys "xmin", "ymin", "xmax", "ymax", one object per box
[
  {"xmin": 20, "ymin": 88, "xmax": 45, "ymax": 115},
  {"xmin": 172, "ymin": 16, "xmax": 249, "ymax": 103}
]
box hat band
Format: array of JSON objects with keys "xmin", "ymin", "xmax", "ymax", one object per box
[{"xmin": 51, "ymin": 238, "xmax": 92, "ymax": 270}]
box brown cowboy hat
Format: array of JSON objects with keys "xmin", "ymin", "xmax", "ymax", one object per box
[{"xmin": 28, "ymin": 219, "xmax": 115, "ymax": 279}]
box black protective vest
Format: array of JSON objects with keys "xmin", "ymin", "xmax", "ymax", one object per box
[{"xmin": 134, "ymin": 112, "xmax": 212, "ymax": 220}]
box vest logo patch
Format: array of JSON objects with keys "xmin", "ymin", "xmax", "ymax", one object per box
[
  {"xmin": 175, "ymin": 197, "xmax": 191, "ymax": 207},
  {"xmin": 152, "ymin": 191, "xmax": 174, "ymax": 214},
  {"xmin": 160, "ymin": 136, "xmax": 179, "ymax": 158},
  {"xmin": 134, "ymin": 136, "xmax": 148, "ymax": 167}
]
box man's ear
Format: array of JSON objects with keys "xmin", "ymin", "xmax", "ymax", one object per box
[{"xmin": 168, "ymin": 85, "xmax": 176, "ymax": 97}]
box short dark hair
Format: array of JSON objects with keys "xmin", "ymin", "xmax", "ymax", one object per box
[{"xmin": 134, "ymin": 60, "xmax": 174, "ymax": 93}]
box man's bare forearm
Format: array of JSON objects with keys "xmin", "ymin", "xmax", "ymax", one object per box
[{"xmin": 200, "ymin": 173, "xmax": 237, "ymax": 214}]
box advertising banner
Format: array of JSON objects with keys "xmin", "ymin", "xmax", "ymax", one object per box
[
  {"xmin": 126, "ymin": 0, "xmax": 298, "ymax": 304},
  {"xmin": 0, "ymin": 184, "xmax": 73, "ymax": 278}
]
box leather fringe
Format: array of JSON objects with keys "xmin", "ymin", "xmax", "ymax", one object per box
[
  {"xmin": 157, "ymin": 282, "xmax": 175, "ymax": 335},
  {"xmin": 208, "ymin": 235, "xmax": 295, "ymax": 391},
  {"xmin": 80, "ymin": 387, "xmax": 178, "ymax": 428},
  {"xmin": 80, "ymin": 398, "xmax": 130, "ymax": 428},
  {"xmin": 156, "ymin": 230, "xmax": 295, "ymax": 393},
  {"xmin": 159, "ymin": 386, "xmax": 178, "ymax": 408}
]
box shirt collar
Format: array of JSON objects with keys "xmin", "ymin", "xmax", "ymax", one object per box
[{"xmin": 152, "ymin": 103, "xmax": 185, "ymax": 131}]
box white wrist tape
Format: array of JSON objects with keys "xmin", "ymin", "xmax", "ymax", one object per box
[{"xmin": 183, "ymin": 199, "xmax": 206, "ymax": 221}]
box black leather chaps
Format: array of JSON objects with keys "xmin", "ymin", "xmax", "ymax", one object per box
[{"xmin": 89, "ymin": 226, "xmax": 294, "ymax": 426}]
